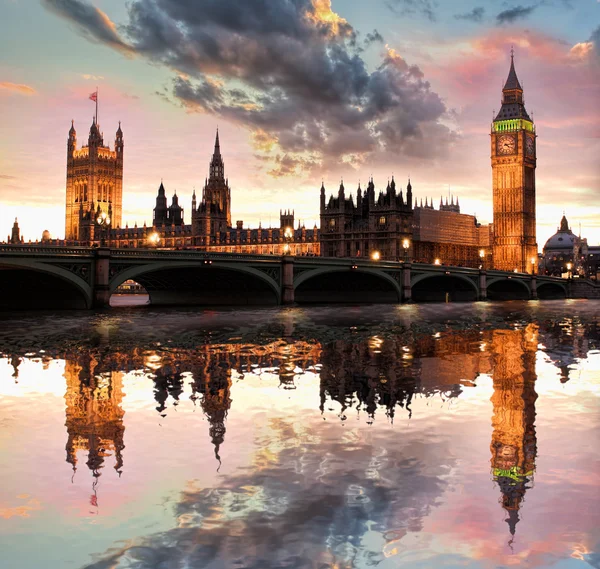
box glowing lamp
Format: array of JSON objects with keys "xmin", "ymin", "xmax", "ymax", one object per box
[{"xmin": 371, "ymin": 251, "xmax": 381, "ymax": 261}]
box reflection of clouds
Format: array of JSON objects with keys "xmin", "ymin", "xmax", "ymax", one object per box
[{"xmin": 83, "ymin": 417, "xmax": 454, "ymax": 568}]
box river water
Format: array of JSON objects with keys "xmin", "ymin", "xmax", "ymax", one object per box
[{"xmin": 0, "ymin": 300, "xmax": 599, "ymax": 569}]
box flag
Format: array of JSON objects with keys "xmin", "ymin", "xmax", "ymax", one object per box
[{"xmin": 89, "ymin": 91, "xmax": 97, "ymax": 102}]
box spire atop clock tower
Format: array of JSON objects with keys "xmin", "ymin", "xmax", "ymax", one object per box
[{"xmin": 495, "ymin": 53, "xmax": 531, "ymax": 121}]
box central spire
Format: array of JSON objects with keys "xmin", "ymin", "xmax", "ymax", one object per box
[
  {"xmin": 503, "ymin": 50, "xmax": 523, "ymax": 92},
  {"xmin": 209, "ymin": 128, "xmax": 224, "ymax": 181},
  {"xmin": 213, "ymin": 128, "xmax": 221, "ymax": 157}
]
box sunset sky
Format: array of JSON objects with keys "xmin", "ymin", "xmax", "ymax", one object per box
[{"xmin": 1, "ymin": 0, "xmax": 599, "ymax": 248}]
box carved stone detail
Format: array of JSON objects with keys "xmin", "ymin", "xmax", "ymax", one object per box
[
  {"xmin": 54, "ymin": 263, "xmax": 91, "ymax": 284},
  {"xmin": 255, "ymin": 266, "xmax": 280, "ymax": 285}
]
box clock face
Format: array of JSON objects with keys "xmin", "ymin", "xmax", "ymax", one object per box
[
  {"xmin": 525, "ymin": 134, "xmax": 535, "ymax": 157},
  {"xmin": 497, "ymin": 134, "xmax": 516, "ymax": 155}
]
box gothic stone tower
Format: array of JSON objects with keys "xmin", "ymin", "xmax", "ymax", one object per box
[
  {"xmin": 65, "ymin": 119, "xmax": 123, "ymax": 240},
  {"xmin": 491, "ymin": 54, "xmax": 537, "ymax": 273},
  {"xmin": 192, "ymin": 130, "xmax": 231, "ymax": 243}
]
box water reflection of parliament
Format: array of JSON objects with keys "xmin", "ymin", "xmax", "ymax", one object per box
[{"xmin": 57, "ymin": 324, "xmax": 586, "ymax": 537}]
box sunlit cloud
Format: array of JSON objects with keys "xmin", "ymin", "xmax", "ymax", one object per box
[{"xmin": 0, "ymin": 82, "xmax": 36, "ymax": 95}]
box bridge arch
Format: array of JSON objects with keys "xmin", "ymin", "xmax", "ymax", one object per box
[
  {"xmin": 0, "ymin": 259, "xmax": 92, "ymax": 309},
  {"xmin": 487, "ymin": 277, "xmax": 530, "ymax": 300},
  {"xmin": 411, "ymin": 272, "xmax": 479, "ymax": 302},
  {"xmin": 537, "ymin": 281, "xmax": 567, "ymax": 299},
  {"xmin": 110, "ymin": 261, "xmax": 281, "ymax": 306},
  {"xmin": 294, "ymin": 267, "xmax": 402, "ymax": 303}
]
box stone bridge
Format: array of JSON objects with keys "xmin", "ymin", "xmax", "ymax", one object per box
[{"xmin": 0, "ymin": 245, "xmax": 576, "ymax": 310}]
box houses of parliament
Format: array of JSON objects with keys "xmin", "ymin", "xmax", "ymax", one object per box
[{"xmin": 8, "ymin": 54, "xmax": 538, "ymax": 272}]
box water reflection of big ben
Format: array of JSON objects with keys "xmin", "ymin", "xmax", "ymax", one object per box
[
  {"xmin": 190, "ymin": 349, "xmax": 233, "ymax": 464},
  {"xmin": 64, "ymin": 355, "xmax": 125, "ymax": 476},
  {"xmin": 489, "ymin": 325, "xmax": 538, "ymax": 540}
]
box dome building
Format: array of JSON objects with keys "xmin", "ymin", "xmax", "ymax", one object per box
[{"xmin": 542, "ymin": 215, "xmax": 587, "ymax": 277}]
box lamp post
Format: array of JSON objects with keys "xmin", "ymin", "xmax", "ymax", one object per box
[
  {"xmin": 566, "ymin": 262, "xmax": 572, "ymax": 280},
  {"xmin": 531, "ymin": 257, "xmax": 536, "ymax": 275},
  {"xmin": 479, "ymin": 249, "xmax": 485, "ymax": 270},
  {"xmin": 96, "ymin": 211, "xmax": 111, "ymax": 247},
  {"xmin": 402, "ymin": 238, "xmax": 410, "ymax": 263},
  {"xmin": 283, "ymin": 226, "xmax": 293, "ymax": 255},
  {"xmin": 434, "ymin": 258, "xmax": 441, "ymax": 266},
  {"xmin": 148, "ymin": 231, "xmax": 161, "ymax": 248},
  {"xmin": 371, "ymin": 250, "xmax": 381, "ymax": 261}
]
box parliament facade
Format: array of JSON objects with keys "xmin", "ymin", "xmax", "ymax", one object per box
[{"xmin": 21, "ymin": 53, "xmax": 537, "ymax": 271}]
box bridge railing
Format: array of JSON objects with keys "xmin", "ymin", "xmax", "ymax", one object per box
[{"xmin": 0, "ymin": 245, "xmax": 95, "ymax": 257}]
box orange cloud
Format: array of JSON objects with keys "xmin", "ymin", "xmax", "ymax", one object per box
[
  {"xmin": 0, "ymin": 496, "xmax": 42, "ymax": 519},
  {"xmin": 0, "ymin": 82, "xmax": 36, "ymax": 95}
]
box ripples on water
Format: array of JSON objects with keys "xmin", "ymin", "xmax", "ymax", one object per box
[{"xmin": 0, "ymin": 301, "xmax": 599, "ymax": 569}]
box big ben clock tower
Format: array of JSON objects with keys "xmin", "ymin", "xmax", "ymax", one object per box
[{"xmin": 491, "ymin": 52, "xmax": 538, "ymax": 273}]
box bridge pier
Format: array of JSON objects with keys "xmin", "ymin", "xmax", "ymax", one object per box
[
  {"xmin": 479, "ymin": 270, "xmax": 487, "ymax": 301},
  {"xmin": 93, "ymin": 248, "xmax": 111, "ymax": 308},
  {"xmin": 531, "ymin": 275, "xmax": 537, "ymax": 300},
  {"xmin": 282, "ymin": 255, "xmax": 295, "ymax": 304},
  {"xmin": 402, "ymin": 263, "xmax": 412, "ymax": 302}
]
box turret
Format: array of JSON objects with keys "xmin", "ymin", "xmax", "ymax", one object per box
[
  {"xmin": 10, "ymin": 218, "xmax": 21, "ymax": 244},
  {"xmin": 153, "ymin": 181, "xmax": 169, "ymax": 226},
  {"xmin": 320, "ymin": 181, "xmax": 326, "ymax": 210},
  {"xmin": 67, "ymin": 120, "xmax": 77, "ymax": 158},
  {"xmin": 115, "ymin": 121, "xmax": 124, "ymax": 161},
  {"xmin": 168, "ymin": 190, "xmax": 183, "ymax": 226},
  {"xmin": 88, "ymin": 117, "xmax": 103, "ymax": 148},
  {"xmin": 407, "ymin": 178, "xmax": 413, "ymax": 209}
]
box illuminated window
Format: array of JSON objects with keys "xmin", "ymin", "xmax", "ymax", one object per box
[{"xmin": 379, "ymin": 216, "xmax": 386, "ymax": 225}]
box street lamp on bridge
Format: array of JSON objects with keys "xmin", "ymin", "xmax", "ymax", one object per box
[
  {"xmin": 96, "ymin": 211, "xmax": 111, "ymax": 247},
  {"xmin": 283, "ymin": 226, "xmax": 293, "ymax": 255},
  {"xmin": 402, "ymin": 238, "xmax": 410, "ymax": 262},
  {"xmin": 479, "ymin": 249, "xmax": 485, "ymax": 270},
  {"xmin": 148, "ymin": 231, "xmax": 161, "ymax": 248}
]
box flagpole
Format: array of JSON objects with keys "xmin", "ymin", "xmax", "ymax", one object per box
[{"xmin": 96, "ymin": 87, "xmax": 98, "ymax": 125}]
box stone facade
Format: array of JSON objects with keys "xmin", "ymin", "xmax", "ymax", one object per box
[
  {"xmin": 320, "ymin": 178, "xmax": 493, "ymax": 267},
  {"xmin": 319, "ymin": 177, "xmax": 413, "ymax": 260},
  {"xmin": 65, "ymin": 119, "xmax": 123, "ymax": 241}
]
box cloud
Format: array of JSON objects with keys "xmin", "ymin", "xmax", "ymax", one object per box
[
  {"xmin": 0, "ymin": 82, "xmax": 36, "ymax": 95},
  {"xmin": 365, "ymin": 29, "xmax": 384, "ymax": 46},
  {"xmin": 385, "ymin": 0, "xmax": 438, "ymax": 21},
  {"xmin": 454, "ymin": 7, "xmax": 485, "ymax": 22},
  {"xmin": 81, "ymin": 73, "xmax": 104, "ymax": 80},
  {"xmin": 496, "ymin": 5, "xmax": 537, "ymax": 25},
  {"xmin": 41, "ymin": 0, "xmax": 134, "ymax": 56},
  {"xmin": 45, "ymin": 0, "xmax": 455, "ymax": 176},
  {"xmin": 0, "ymin": 174, "xmax": 17, "ymax": 180}
]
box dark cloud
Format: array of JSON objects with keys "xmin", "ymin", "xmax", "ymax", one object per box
[
  {"xmin": 80, "ymin": 418, "xmax": 455, "ymax": 569},
  {"xmin": 365, "ymin": 29, "xmax": 384, "ymax": 45},
  {"xmin": 0, "ymin": 174, "xmax": 17, "ymax": 180},
  {"xmin": 591, "ymin": 25, "xmax": 600, "ymax": 46},
  {"xmin": 43, "ymin": 0, "xmax": 455, "ymax": 176},
  {"xmin": 385, "ymin": 0, "xmax": 438, "ymax": 22},
  {"xmin": 454, "ymin": 6, "xmax": 485, "ymax": 22},
  {"xmin": 496, "ymin": 5, "xmax": 537, "ymax": 24},
  {"xmin": 41, "ymin": 0, "xmax": 134, "ymax": 55}
]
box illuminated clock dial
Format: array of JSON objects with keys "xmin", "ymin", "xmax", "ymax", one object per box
[
  {"xmin": 497, "ymin": 134, "xmax": 516, "ymax": 155},
  {"xmin": 525, "ymin": 135, "xmax": 535, "ymax": 157}
]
